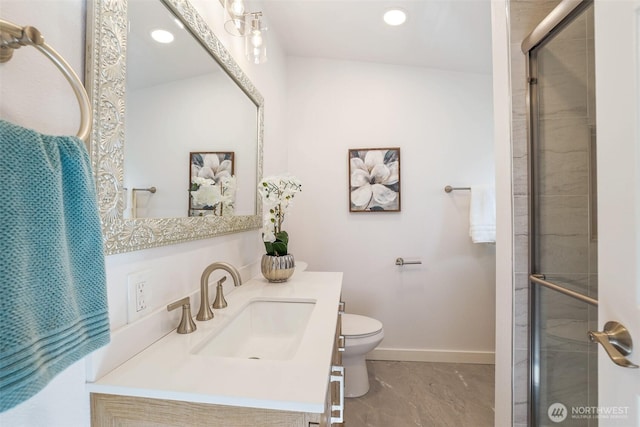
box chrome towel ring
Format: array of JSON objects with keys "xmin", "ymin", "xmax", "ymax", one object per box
[{"xmin": 0, "ymin": 19, "xmax": 92, "ymax": 142}]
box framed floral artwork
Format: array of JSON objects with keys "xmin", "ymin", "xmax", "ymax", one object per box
[
  {"xmin": 189, "ymin": 152, "xmax": 236, "ymax": 216},
  {"xmin": 349, "ymin": 147, "xmax": 401, "ymax": 212}
]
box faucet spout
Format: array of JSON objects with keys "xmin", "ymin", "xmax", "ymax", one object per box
[{"xmin": 196, "ymin": 262, "xmax": 242, "ymax": 321}]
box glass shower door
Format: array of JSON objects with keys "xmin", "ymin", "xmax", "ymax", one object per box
[{"xmin": 527, "ymin": 2, "xmax": 598, "ymax": 426}]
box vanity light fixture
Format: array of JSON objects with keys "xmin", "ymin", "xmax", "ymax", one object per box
[
  {"xmin": 220, "ymin": 0, "xmax": 268, "ymax": 64},
  {"xmin": 383, "ymin": 8, "xmax": 407, "ymax": 26},
  {"xmin": 150, "ymin": 29, "xmax": 174, "ymax": 44},
  {"xmin": 245, "ymin": 12, "xmax": 267, "ymax": 64},
  {"xmin": 223, "ymin": 0, "xmax": 247, "ymax": 36}
]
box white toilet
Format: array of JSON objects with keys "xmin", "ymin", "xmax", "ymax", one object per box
[{"xmin": 341, "ymin": 313, "xmax": 384, "ymax": 398}]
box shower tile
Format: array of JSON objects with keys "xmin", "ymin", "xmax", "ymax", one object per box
[
  {"xmin": 510, "ymin": 0, "xmax": 563, "ymax": 43},
  {"xmin": 513, "ymin": 349, "xmax": 529, "ymax": 425},
  {"xmin": 539, "ymin": 313, "xmax": 591, "ymax": 353},
  {"xmin": 538, "ymin": 350, "xmax": 590, "ymax": 427},
  {"xmin": 537, "ymin": 234, "xmax": 589, "ymax": 274},
  {"xmin": 514, "ymin": 196, "xmax": 529, "ymax": 235},
  {"xmin": 538, "ymin": 38, "xmax": 589, "ymax": 119},
  {"xmin": 538, "ymin": 283, "xmax": 591, "ymax": 352},
  {"xmin": 560, "ymin": 9, "xmax": 588, "ymax": 41},
  {"xmin": 510, "ymin": 42, "xmax": 528, "ymax": 122},
  {"xmin": 537, "ymin": 117, "xmax": 590, "ymax": 196},
  {"xmin": 536, "ymin": 150, "xmax": 589, "ymax": 196},
  {"xmin": 515, "ymin": 273, "xmax": 530, "ymax": 351},
  {"xmin": 514, "ymin": 196, "xmax": 529, "ymax": 276},
  {"xmin": 512, "ymin": 120, "xmax": 529, "ymax": 196},
  {"xmin": 537, "ymin": 195, "xmax": 589, "ymax": 237},
  {"xmin": 514, "ymin": 234, "xmax": 529, "ymax": 274}
]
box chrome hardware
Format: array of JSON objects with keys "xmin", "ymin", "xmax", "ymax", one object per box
[
  {"xmin": 212, "ymin": 276, "xmax": 228, "ymax": 309},
  {"xmin": 444, "ymin": 185, "xmax": 471, "ymax": 193},
  {"xmin": 167, "ymin": 297, "xmax": 197, "ymax": 334},
  {"xmin": 197, "ymin": 262, "xmax": 242, "ymax": 321},
  {"xmin": 338, "ymin": 301, "xmax": 345, "ymax": 314},
  {"xmin": 0, "ymin": 19, "xmax": 92, "ymax": 141},
  {"xmin": 395, "ymin": 257, "xmax": 422, "ymax": 266},
  {"xmin": 330, "ymin": 365, "xmax": 345, "ymax": 424},
  {"xmin": 530, "ymin": 274, "xmax": 598, "ymax": 306},
  {"xmin": 338, "ymin": 335, "xmax": 345, "ymax": 352},
  {"xmin": 589, "ymin": 321, "xmax": 639, "ymax": 369},
  {"xmin": 132, "ymin": 186, "xmax": 156, "ymax": 194}
]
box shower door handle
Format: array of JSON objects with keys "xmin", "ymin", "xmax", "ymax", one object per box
[{"xmin": 588, "ymin": 321, "xmax": 639, "ymax": 368}]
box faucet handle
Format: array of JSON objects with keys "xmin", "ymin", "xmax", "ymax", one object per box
[
  {"xmin": 212, "ymin": 277, "xmax": 228, "ymax": 309},
  {"xmin": 167, "ymin": 296, "xmax": 197, "ymax": 334}
]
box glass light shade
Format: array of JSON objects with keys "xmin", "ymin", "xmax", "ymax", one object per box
[
  {"xmin": 224, "ymin": 0, "xmax": 245, "ymax": 17},
  {"xmin": 245, "ymin": 14, "xmax": 267, "ymax": 64},
  {"xmin": 224, "ymin": 0, "xmax": 247, "ymax": 36}
]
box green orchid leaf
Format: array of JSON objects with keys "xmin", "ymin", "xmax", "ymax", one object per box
[
  {"xmin": 272, "ymin": 241, "xmax": 288, "ymax": 256},
  {"xmin": 275, "ymin": 231, "xmax": 289, "ymax": 245},
  {"xmin": 264, "ymin": 241, "xmax": 274, "ymax": 255}
]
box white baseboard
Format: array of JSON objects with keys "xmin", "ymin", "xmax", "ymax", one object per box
[{"xmin": 367, "ymin": 348, "xmax": 495, "ymax": 365}]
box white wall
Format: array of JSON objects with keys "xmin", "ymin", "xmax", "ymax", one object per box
[{"xmin": 285, "ymin": 57, "xmax": 496, "ymax": 361}]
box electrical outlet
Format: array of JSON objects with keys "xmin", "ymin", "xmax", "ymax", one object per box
[
  {"xmin": 127, "ymin": 270, "xmax": 152, "ymax": 323},
  {"xmin": 135, "ymin": 281, "xmax": 147, "ymax": 311}
]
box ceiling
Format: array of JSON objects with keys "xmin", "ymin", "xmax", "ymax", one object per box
[{"xmin": 259, "ymin": 0, "xmax": 494, "ymax": 74}]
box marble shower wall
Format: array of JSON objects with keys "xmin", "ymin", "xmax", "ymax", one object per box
[{"xmin": 509, "ymin": 1, "xmax": 598, "ymax": 426}]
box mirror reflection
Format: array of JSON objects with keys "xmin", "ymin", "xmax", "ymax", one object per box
[
  {"xmin": 87, "ymin": 0, "xmax": 263, "ymax": 255},
  {"xmin": 124, "ymin": 0, "xmax": 258, "ymax": 219}
]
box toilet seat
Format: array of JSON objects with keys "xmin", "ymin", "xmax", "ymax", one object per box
[{"xmin": 342, "ymin": 313, "xmax": 383, "ymax": 338}]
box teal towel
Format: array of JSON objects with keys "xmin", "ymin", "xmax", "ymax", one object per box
[{"xmin": 0, "ymin": 120, "xmax": 110, "ymax": 412}]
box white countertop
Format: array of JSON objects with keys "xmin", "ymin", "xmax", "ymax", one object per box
[{"xmin": 87, "ymin": 271, "xmax": 343, "ymax": 414}]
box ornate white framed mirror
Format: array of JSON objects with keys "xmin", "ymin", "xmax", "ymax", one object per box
[{"xmin": 86, "ymin": 0, "xmax": 263, "ymax": 255}]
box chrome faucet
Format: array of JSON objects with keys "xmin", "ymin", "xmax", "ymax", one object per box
[{"xmin": 196, "ymin": 262, "xmax": 242, "ymax": 321}]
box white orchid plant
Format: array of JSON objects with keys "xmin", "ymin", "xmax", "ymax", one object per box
[{"xmin": 258, "ymin": 175, "xmax": 302, "ymax": 256}]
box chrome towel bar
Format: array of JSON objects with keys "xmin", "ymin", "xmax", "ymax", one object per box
[
  {"xmin": 395, "ymin": 257, "xmax": 422, "ymax": 266},
  {"xmin": 444, "ymin": 185, "xmax": 471, "ymax": 193},
  {"xmin": 530, "ymin": 274, "xmax": 598, "ymax": 306},
  {"xmin": 132, "ymin": 187, "xmax": 157, "ymax": 194}
]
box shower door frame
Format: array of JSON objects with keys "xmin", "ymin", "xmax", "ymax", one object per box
[{"xmin": 522, "ymin": 1, "xmax": 596, "ymax": 425}]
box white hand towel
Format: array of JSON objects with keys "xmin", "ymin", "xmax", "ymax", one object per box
[{"xmin": 469, "ymin": 186, "xmax": 496, "ymax": 243}]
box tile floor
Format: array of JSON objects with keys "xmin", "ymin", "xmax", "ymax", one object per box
[{"xmin": 344, "ymin": 360, "xmax": 495, "ymax": 427}]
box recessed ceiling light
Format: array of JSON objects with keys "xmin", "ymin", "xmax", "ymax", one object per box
[
  {"xmin": 150, "ymin": 29, "xmax": 174, "ymax": 44},
  {"xmin": 383, "ymin": 9, "xmax": 407, "ymax": 26}
]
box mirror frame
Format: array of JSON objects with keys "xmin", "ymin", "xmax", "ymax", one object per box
[{"xmin": 86, "ymin": 0, "xmax": 263, "ymax": 255}]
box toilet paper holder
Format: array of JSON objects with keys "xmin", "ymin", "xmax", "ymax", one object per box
[{"xmin": 395, "ymin": 257, "xmax": 422, "ymax": 266}]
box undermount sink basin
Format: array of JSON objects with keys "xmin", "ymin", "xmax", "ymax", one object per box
[{"xmin": 193, "ymin": 299, "xmax": 316, "ymax": 360}]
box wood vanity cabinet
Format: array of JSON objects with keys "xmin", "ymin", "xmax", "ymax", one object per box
[{"xmin": 90, "ymin": 308, "xmax": 344, "ymax": 427}]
